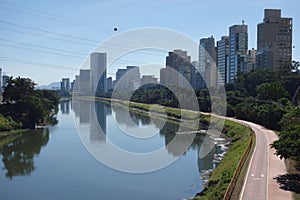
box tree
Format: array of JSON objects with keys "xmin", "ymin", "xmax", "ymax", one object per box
[
  {"xmin": 0, "ymin": 77, "xmax": 59, "ymax": 129},
  {"xmin": 3, "ymin": 77, "xmax": 36, "ymax": 104},
  {"xmin": 256, "ymin": 82, "xmax": 289, "ymax": 101},
  {"xmin": 271, "ymin": 125, "xmax": 300, "ymax": 159}
]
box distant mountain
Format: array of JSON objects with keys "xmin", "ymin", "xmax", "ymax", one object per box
[{"xmin": 36, "ymin": 82, "xmax": 60, "ymax": 90}]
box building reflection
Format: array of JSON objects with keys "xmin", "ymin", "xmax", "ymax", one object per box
[
  {"xmin": 72, "ymin": 99, "xmax": 111, "ymax": 144},
  {"xmin": 72, "ymin": 100, "xmax": 218, "ymax": 174},
  {"xmin": 60, "ymin": 100, "xmax": 70, "ymax": 114}
]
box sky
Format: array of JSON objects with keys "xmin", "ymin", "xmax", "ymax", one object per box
[{"xmin": 0, "ymin": 0, "xmax": 299, "ymax": 86}]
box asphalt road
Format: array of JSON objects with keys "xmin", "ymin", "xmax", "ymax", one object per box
[{"xmin": 227, "ymin": 118, "xmax": 293, "ymax": 200}]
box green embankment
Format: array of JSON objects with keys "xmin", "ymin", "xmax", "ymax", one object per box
[{"xmin": 194, "ymin": 119, "xmax": 253, "ymax": 200}]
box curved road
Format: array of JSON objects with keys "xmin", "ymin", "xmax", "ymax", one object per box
[{"xmin": 226, "ymin": 118, "xmax": 293, "ymax": 200}]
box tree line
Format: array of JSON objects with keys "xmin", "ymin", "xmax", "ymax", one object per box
[
  {"xmin": 112, "ymin": 66, "xmax": 300, "ymax": 164},
  {"xmin": 0, "ymin": 77, "xmax": 60, "ymax": 130}
]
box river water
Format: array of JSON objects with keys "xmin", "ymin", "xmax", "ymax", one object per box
[{"xmin": 0, "ymin": 100, "xmax": 221, "ymax": 200}]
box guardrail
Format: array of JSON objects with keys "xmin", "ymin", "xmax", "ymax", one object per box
[{"xmin": 223, "ymin": 124, "xmax": 254, "ymax": 200}]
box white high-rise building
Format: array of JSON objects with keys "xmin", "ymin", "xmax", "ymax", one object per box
[{"xmin": 90, "ymin": 52, "xmax": 107, "ymax": 94}]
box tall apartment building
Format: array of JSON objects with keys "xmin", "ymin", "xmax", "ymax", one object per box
[
  {"xmin": 229, "ymin": 23, "xmax": 248, "ymax": 83},
  {"xmin": 126, "ymin": 66, "xmax": 141, "ymax": 90},
  {"xmin": 199, "ymin": 36, "xmax": 217, "ymax": 87},
  {"xmin": 60, "ymin": 78, "xmax": 70, "ymax": 92},
  {"xmin": 90, "ymin": 52, "xmax": 107, "ymax": 94},
  {"xmin": 257, "ymin": 9, "xmax": 293, "ymax": 70},
  {"xmin": 165, "ymin": 49, "xmax": 195, "ymax": 88},
  {"xmin": 217, "ymin": 36, "xmax": 230, "ymax": 85},
  {"xmin": 79, "ymin": 69, "xmax": 90, "ymax": 94},
  {"xmin": 115, "ymin": 66, "xmax": 140, "ymax": 91}
]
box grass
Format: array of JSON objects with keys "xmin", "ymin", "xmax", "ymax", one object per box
[{"xmin": 194, "ymin": 120, "xmax": 253, "ymax": 200}]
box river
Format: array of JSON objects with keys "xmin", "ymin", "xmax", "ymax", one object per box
[{"xmin": 0, "ymin": 100, "xmax": 223, "ymax": 200}]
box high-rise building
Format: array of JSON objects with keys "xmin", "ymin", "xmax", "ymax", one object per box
[
  {"xmin": 60, "ymin": 78, "xmax": 70, "ymax": 92},
  {"xmin": 106, "ymin": 77, "xmax": 113, "ymax": 91},
  {"xmin": 257, "ymin": 9, "xmax": 292, "ymax": 70},
  {"xmin": 0, "ymin": 68, "xmax": 2, "ymax": 94},
  {"xmin": 217, "ymin": 36, "xmax": 230, "ymax": 85},
  {"xmin": 79, "ymin": 69, "xmax": 90, "ymax": 94},
  {"xmin": 141, "ymin": 75, "xmax": 158, "ymax": 85},
  {"xmin": 126, "ymin": 66, "xmax": 140, "ymax": 89},
  {"xmin": 165, "ymin": 49, "xmax": 194, "ymax": 88},
  {"xmin": 229, "ymin": 23, "xmax": 248, "ymax": 83},
  {"xmin": 116, "ymin": 69, "xmax": 127, "ymax": 82},
  {"xmin": 2, "ymin": 75, "xmax": 9, "ymax": 91},
  {"xmin": 115, "ymin": 67, "xmax": 140, "ymax": 91},
  {"xmin": 90, "ymin": 52, "xmax": 107, "ymax": 94},
  {"xmin": 70, "ymin": 80, "xmax": 75, "ymax": 92},
  {"xmin": 199, "ymin": 36, "xmax": 217, "ymax": 87},
  {"xmin": 160, "ymin": 68, "xmax": 167, "ymax": 85},
  {"xmin": 247, "ymin": 48, "xmax": 257, "ymax": 72}
]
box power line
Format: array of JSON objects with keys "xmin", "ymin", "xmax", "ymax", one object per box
[
  {"xmin": 0, "ymin": 26, "xmax": 167, "ymax": 58},
  {"xmin": 0, "ymin": 27, "xmax": 95, "ymax": 46},
  {"xmin": 0, "ymin": 56, "xmax": 78, "ymax": 71},
  {"xmin": 0, "ymin": 20, "xmax": 101, "ymax": 43},
  {"xmin": 0, "ymin": 1, "xmax": 116, "ymax": 31},
  {"xmin": 0, "ymin": 38, "xmax": 86, "ymax": 56},
  {"xmin": 0, "ymin": 43, "xmax": 84, "ymax": 59},
  {"xmin": 0, "ymin": 41, "xmax": 149, "ymax": 65}
]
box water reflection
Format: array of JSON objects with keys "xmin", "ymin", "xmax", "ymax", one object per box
[
  {"xmin": 0, "ymin": 128, "xmax": 49, "ymax": 179},
  {"xmin": 72, "ymin": 99, "xmax": 218, "ymax": 173},
  {"xmin": 60, "ymin": 100, "xmax": 70, "ymax": 114}
]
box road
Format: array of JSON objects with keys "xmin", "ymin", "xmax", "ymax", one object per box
[{"xmin": 227, "ymin": 118, "xmax": 293, "ymax": 200}]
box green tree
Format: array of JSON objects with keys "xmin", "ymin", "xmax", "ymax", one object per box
[
  {"xmin": 0, "ymin": 77, "xmax": 59, "ymax": 129},
  {"xmin": 271, "ymin": 125, "xmax": 300, "ymax": 159},
  {"xmin": 256, "ymin": 82, "xmax": 289, "ymax": 101}
]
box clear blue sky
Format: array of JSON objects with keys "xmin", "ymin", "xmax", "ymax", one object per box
[{"xmin": 0, "ymin": 0, "xmax": 298, "ymax": 85}]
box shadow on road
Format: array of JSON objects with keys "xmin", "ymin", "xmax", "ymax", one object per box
[{"xmin": 274, "ymin": 174, "xmax": 300, "ymax": 193}]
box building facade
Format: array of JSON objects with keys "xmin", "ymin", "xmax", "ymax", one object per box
[
  {"xmin": 217, "ymin": 36, "xmax": 230, "ymax": 85},
  {"xmin": 257, "ymin": 9, "xmax": 293, "ymax": 70},
  {"xmin": 60, "ymin": 78, "xmax": 70, "ymax": 92},
  {"xmin": 165, "ymin": 49, "xmax": 195, "ymax": 88},
  {"xmin": 229, "ymin": 23, "xmax": 248, "ymax": 83},
  {"xmin": 199, "ymin": 36, "xmax": 217, "ymax": 87},
  {"xmin": 90, "ymin": 52, "xmax": 107, "ymax": 94}
]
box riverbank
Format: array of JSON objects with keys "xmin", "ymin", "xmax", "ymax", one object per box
[
  {"xmin": 194, "ymin": 120, "xmax": 253, "ymax": 200},
  {"xmin": 85, "ymin": 97, "xmax": 254, "ymax": 199}
]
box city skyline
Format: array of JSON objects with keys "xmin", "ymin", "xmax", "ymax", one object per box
[{"xmin": 0, "ymin": 0, "xmax": 298, "ymax": 85}]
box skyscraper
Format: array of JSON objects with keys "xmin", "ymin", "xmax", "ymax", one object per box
[
  {"xmin": 79, "ymin": 69, "xmax": 90, "ymax": 94},
  {"xmin": 106, "ymin": 77, "xmax": 113, "ymax": 91},
  {"xmin": 60, "ymin": 78, "xmax": 70, "ymax": 92},
  {"xmin": 0, "ymin": 68, "xmax": 2, "ymax": 95},
  {"xmin": 116, "ymin": 69, "xmax": 127, "ymax": 82},
  {"xmin": 256, "ymin": 9, "xmax": 292, "ymax": 70},
  {"xmin": 126, "ymin": 66, "xmax": 140, "ymax": 90},
  {"xmin": 217, "ymin": 36, "xmax": 230, "ymax": 85},
  {"xmin": 90, "ymin": 52, "xmax": 107, "ymax": 95},
  {"xmin": 199, "ymin": 36, "xmax": 217, "ymax": 87},
  {"xmin": 229, "ymin": 23, "xmax": 248, "ymax": 83},
  {"xmin": 165, "ymin": 49, "xmax": 194, "ymax": 88}
]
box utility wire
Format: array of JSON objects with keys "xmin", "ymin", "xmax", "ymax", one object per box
[
  {"xmin": 0, "ymin": 1, "xmax": 115, "ymax": 31},
  {"xmin": 0, "ymin": 20, "xmax": 101, "ymax": 43},
  {"xmin": 0, "ymin": 38, "xmax": 86, "ymax": 56}
]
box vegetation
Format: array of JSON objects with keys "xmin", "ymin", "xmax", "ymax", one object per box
[
  {"xmin": 271, "ymin": 107, "xmax": 300, "ymax": 160},
  {"xmin": 194, "ymin": 120, "xmax": 253, "ymax": 200},
  {"xmin": 0, "ymin": 114, "xmax": 22, "ymax": 132},
  {"xmin": 0, "ymin": 77, "xmax": 60, "ymax": 129}
]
